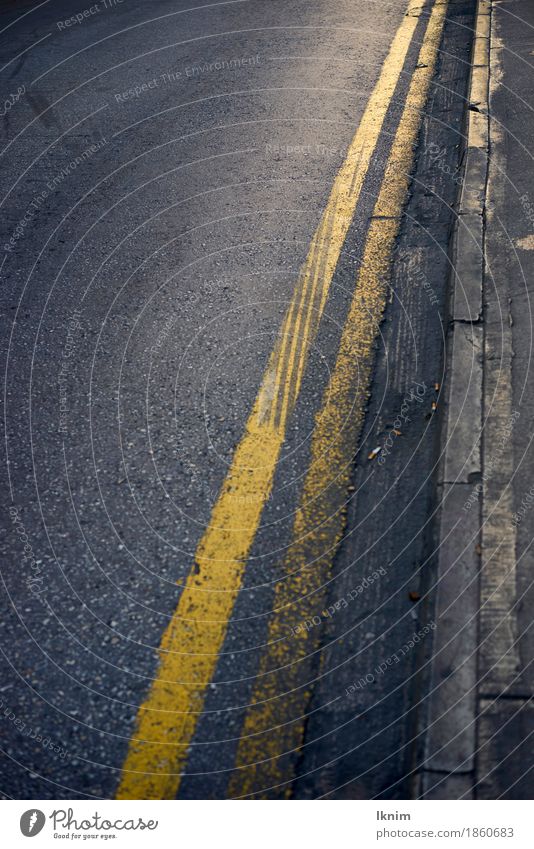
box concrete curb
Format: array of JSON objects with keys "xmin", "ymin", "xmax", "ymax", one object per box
[{"xmin": 420, "ymin": 0, "xmax": 490, "ymax": 800}]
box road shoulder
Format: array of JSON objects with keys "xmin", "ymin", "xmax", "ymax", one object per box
[{"xmin": 422, "ymin": 0, "xmax": 534, "ymax": 800}]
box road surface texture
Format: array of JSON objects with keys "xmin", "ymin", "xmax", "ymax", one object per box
[{"xmin": 0, "ymin": 0, "xmax": 531, "ymax": 801}]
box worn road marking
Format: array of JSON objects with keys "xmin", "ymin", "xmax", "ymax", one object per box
[
  {"xmin": 117, "ymin": 0, "xmax": 429, "ymax": 800},
  {"xmin": 228, "ymin": 0, "xmax": 448, "ymax": 798}
]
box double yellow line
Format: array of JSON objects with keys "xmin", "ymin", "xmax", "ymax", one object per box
[
  {"xmin": 117, "ymin": 0, "xmax": 447, "ymax": 800},
  {"xmin": 229, "ymin": 0, "xmax": 449, "ymax": 798}
]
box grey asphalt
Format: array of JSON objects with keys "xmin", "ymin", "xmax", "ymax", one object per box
[{"xmin": 0, "ymin": 0, "xmax": 477, "ymax": 799}]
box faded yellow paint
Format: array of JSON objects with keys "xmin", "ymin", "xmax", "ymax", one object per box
[
  {"xmin": 516, "ymin": 234, "xmax": 534, "ymax": 251},
  {"xmin": 467, "ymin": 65, "xmax": 489, "ymax": 149},
  {"xmin": 473, "ymin": 35, "xmax": 489, "ymax": 69},
  {"xmin": 469, "ymin": 1, "xmax": 490, "ymax": 149},
  {"xmin": 116, "ymin": 0, "xmax": 431, "ymax": 801},
  {"xmin": 269, "ymin": 0, "xmax": 426, "ymax": 432},
  {"xmin": 229, "ymin": 0, "xmax": 449, "ymax": 799},
  {"xmin": 476, "ymin": 8, "xmax": 490, "ymax": 37}
]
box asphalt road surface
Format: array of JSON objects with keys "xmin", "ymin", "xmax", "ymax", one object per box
[{"xmin": 0, "ymin": 0, "xmax": 477, "ymax": 799}]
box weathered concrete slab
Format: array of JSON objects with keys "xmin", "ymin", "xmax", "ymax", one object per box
[
  {"xmin": 442, "ymin": 323, "xmax": 483, "ymax": 484},
  {"xmin": 424, "ymin": 484, "xmax": 479, "ymax": 773},
  {"xmin": 452, "ymin": 213, "xmax": 483, "ymax": 321},
  {"xmin": 477, "ymin": 699, "xmax": 534, "ymax": 799}
]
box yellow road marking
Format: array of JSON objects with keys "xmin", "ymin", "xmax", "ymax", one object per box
[
  {"xmin": 468, "ymin": 0, "xmax": 490, "ymax": 150},
  {"xmin": 229, "ymin": 0, "xmax": 448, "ymax": 798},
  {"xmin": 117, "ymin": 0, "xmax": 429, "ymax": 800}
]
